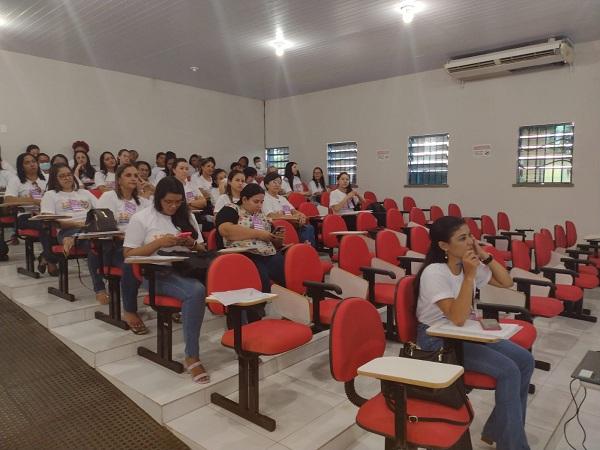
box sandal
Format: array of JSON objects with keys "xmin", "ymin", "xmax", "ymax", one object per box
[
  {"xmin": 185, "ymin": 361, "xmax": 210, "ymax": 384},
  {"xmin": 37, "ymin": 255, "xmax": 47, "ymax": 274},
  {"xmin": 127, "ymin": 320, "xmax": 148, "ymax": 335},
  {"xmin": 481, "ymin": 436, "xmax": 494, "ymax": 446},
  {"xmin": 172, "ymin": 312, "xmax": 183, "ymax": 323},
  {"xmin": 48, "ymin": 262, "xmax": 59, "ymax": 277},
  {"xmin": 95, "ymin": 292, "xmax": 110, "ymax": 305}
]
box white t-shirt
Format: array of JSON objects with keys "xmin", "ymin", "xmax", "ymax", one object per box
[
  {"xmin": 330, "ymin": 189, "xmax": 358, "ymax": 214},
  {"xmin": 123, "ymin": 206, "xmax": 203, "ymax": 255},
  {"xmin": 183, "ymin": 179, "xmax": 201, "ymax": 204},
  {"xmin": 94, "ymin": 171, "xmax": 116, "ymax": 190},
  {"xmin": 152, "ymin": 170, "xmax": 167, "ymax": 185},
  {"xmin": 151, "ymin": 166, "xmax": 166, "ymax": 183},
  {"xmin": 5, "ymin": 176, "xmax": 47, "ymax": 200},
  {"xmin": 98, "ymin": 190, "xmax": 151, "ymax": 231},
  {"xmin": 0, "ymin": 170, "xmax": 16, "ymax": 189},
  {"xmin": 40, "ymin": 189, "xmax": 98, "ymax": 221},
  {"xmin": 214, "ymin": 194, "xmax": 238, "ymax": 213},
  {"xmin": 192, "ymin": 173, "xmax": 213, "ymax": 193},
  {"xmin": 308, "ymin": 180, "xmax": 325, "ymax": 195},
  {"xmin": 262, "ymin": 192, "xmax": 295, "ymax": 216},
  {"xmin": 416, "ymin": 263, "xmax": 492, "ymax": 326},
  {"xmin": 1, "ymin": 161, "xmax": 16, "ymax": 174},
  {"xmin": 281, "ymin": 176, "xmax": 304, "ymax": 194},
  {"xmin": 210, "ymin": 187, "xmax": 221, "ymax": 206},
  {"xmin": 254, "ymin": 164, "xmax": 266, "ymax": 177}
]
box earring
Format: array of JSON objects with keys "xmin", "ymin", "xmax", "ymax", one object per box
[{"xmin": 444, "ymin": 251, "xmax": 448, "ymax": 261}]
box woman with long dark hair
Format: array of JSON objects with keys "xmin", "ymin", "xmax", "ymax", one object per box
[
  {"xmin": 172, "ymin": 158, "xmax": 207, "ymax": 211},
  {"xmin": 192, "ymin": 158, "xmax": 215, "ymax": 196},
  {"xmin": 281, "ymin": 161, "xmax": 309, "ymax": 196},
  {"xmin": 154, "ymin": 153, "xmax": 176, "ymax": 184},
  {"xmin": 213, "ymin": 169, "xmax": 245, "ymax": 213},
  {"xmin": 329, "ymin": 171, "xmax": 363, "ymax": 214},
  {"xmin": 123, "ymin": 176, "xmax": 209, "ymax": 383},
  {"xmin": 414, "ymin": 216, "xmax": 533, "ymax": 450},
  {"xmin": 51, "ymin": 154, "xmax": 69, "ymax": 167},
  {"xmin": 94, "ymin": 151, "xmax": 117, "ymax": 192},
  {"xmin": 135, "ymin": 160, "xmax": 155, "ymax": 197},
  {"xmin": 308, "ymin": 167, "xmax": 328, "ymax": 196},
  {"xmin": 72, "ymin": 150, "xmax": 96, "ymax": 189}
]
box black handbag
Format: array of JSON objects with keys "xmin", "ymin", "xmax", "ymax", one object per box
[
  {"xmin": 157, "ymin": 250, "xmax": 217, "ymax": 279},
  {"xmin": 85, "ymin": 208, "xmax": 118, "ymax": 232}
]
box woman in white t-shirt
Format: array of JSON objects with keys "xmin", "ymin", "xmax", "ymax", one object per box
[
  {"xmin": 329, "ymin": 171, "xmax": 363, "ymax": 214},
  {"xmin": 210, "ymin": 168, "xmax": 227, "ymax": 207},
  {"xmin": 191, "ymin": 158, "xmax": 215, "ymax": 199},
  {"xmin": 94, "ymin": 151, "xmax": 117, "ymax": 193},
  {"xmin": 173, "ymin": 158, "xmax": 207, "ymax": 211},
  {"xmin": 308, "ymin": 166, "xmax": 329, "ymax": 199},
  {"xmin": 41, "ymin": 163, "xmax": 108, "ymax": 303},
  {"xmin": 281, "ymin": 162, "xmax": 310, "ymax": 197},
  {"xmin": 134, "ymin": 160, "xmax": 155, "ymax": 197},
  {"xmin": 414, "ymin": 216, "xmax": 533, "ymax": 450},
  {"xmin": 98, "ymin": 164, "xmax": 152, "ymax": 334},
  {"xmin": 123, "ymin": 176, "xmax": 209, "ymax": 384},
  {"xmin": 72, "ymin": 150, "xmax": 96, "ymax": 189},
  {"xmin": 213, "ymin": 169, "xmax": 245, "ymax": 213}
]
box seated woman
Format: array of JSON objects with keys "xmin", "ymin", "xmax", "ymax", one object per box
[
  {"xmin": 51, "ymin": 154, "xmax": 69, "ymax": 167},
  {"xmin": 134, "ymin": 160, "xmax": 155, "ymax": 197},
  {"xmin": 98, "ymin": 164, "xmax": 152, "ymax": 334},
  {"xmin": 4, "ymin": 153, "xmax": 56, "ymax": 273},
  {"xmin": 261, "ymin": 172, "xmax": 316, "ymax": 247},
  {"xmin": 123, "ymin": 177, "xmax": 209, "ymax": 383},
  {"xmin": 210, "ymin": 168, "xmax": 227, "ymax": 207},
  {"xmin": 172, "ymin": 158, "xmax": 207, "ymax": 211},
  {"xmin": 415, "ymin": 216, "xmax": 533, "ymax": 450},
  {"xmin": 192, "ymin": 158, "xmax": 215, "ymax": 199},
  {"xmin": 213, "ymin": 169, "xmax": 245, "ymax": 214},
  {"xmin": 153, "ymin": 154, "xmax": 176, "ymax": 185},
  {"xmin": 329, "ymin": 171, "xmax": 364, "ymax": 229},
  {"xmin": 94, "ymin": 151, "xmax": 117, "ymax": 193},
  {"xmin": 281, "ymin": 162, "xmax": 310, "ymax": 197},
  {"xmin": 308, "ymin": 166, "xmax": 329, "ymax": 203},
  {"xmin": 215, "ymin": 183, "xmax": 285, "ymax": 295},
  {"xmin": 40, "ymin": 163, "xmax": 108, "ymax": 303},
  {"xmin": 72, "ymin": 150, "xmax": 96, "ymax": 189}
]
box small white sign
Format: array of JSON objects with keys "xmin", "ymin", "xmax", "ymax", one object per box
[
  {"xmin": 376, "ymin": 149, "xmax": 390, "ymax": 161},
  {"xmin": 473, "ymin": 144, "xmax": 492, "ymax": 158}
]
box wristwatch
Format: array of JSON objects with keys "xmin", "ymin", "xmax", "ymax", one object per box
[{"xmin": 481, "ymin": 254, "xmax": 494, "ymax": 265}]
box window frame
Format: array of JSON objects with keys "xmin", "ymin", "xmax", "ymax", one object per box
[
  {"xmin": 265, "ymin": 146, "xmax": 290, "ymax": 175},
  {"xmin": 406, "ymin": 133, "xmax": 450, "ymax": 187},
  {"xmin": 327, "ymin": 141, "xmax": 358, "ymax": 187}
]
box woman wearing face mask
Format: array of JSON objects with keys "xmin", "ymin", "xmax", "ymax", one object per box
[
  {"xmin": 95, "ymin": 151, "xmax": 117, "ymax": 192},
  {"xmin": 72, "ymin": 150, "xmax": 96, "ymax": 189},
  {"xmin": 98, "ymin": 164, "xmax": 152, "ymax": 334},
  {"xmin": 172, "ymin": 158, "xmax": 207, "ymax": 211},
  {"xmin": 41, "ymin": 164, "xmax": 108, "ymax": 303},
  {"xmin": 415, "ymin": 216, "xmax": 532, "ymax": 450},
  {"xmin": 124, "ymin": 176, "xmax": 209, "ymax": 383},
  {"xmin": 38, "ymin": 153, "xmax": 51, "ymax": 174},
  {"xmin": 5, "ymin": 153, "xmax": 55, "ymax": 274},
  {"xmin": 135, "ymin": 161, "xmax": 155, "ymax": 197},
  {"xmin": 253, "ymin": 156, "xmax": 266, "ymax": 176},
  {"xmin": 213, "ymin": 170, "xmax": 245, "ymax": 214},
  {"xmin": 281, "ymin": 162, "xmax": 310, "ymax": 197}
]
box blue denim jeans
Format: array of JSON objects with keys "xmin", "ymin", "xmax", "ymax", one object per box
[
  {"xmin": 246, "ymin": 252, "xmax": 285, "ymax": 292},
  {"xmin": 100, "ymin": 242, "xmax": 139, "ymax": 313},
  {"xmin": 58, "ymin": 228, "xmax": 105, "ymax": 293},
  {"xmin": 298, "ymin": 224, "xmax": 317, "ymax": 248},
  {"xmin": 417, "ymin": 323, "xmax": 533, "ymax": 450},
  {"xmin": 143, "ymin": 271, "xmax": 206, "ymax": 359}
]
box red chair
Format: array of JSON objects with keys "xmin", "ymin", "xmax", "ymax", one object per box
[
  {"xmin": 356, "ymin": 211, "xmax": 379, "ymax": 234},
  {"xmin": 96, "ymin": 262, "xmax": 128, "ymax": 330},
  {"xmin": 410, "ymin": 227, "xmax": 430, "ymax": 255},
  {"xmin": 207, "ymin": 254, "xmax": 313, "ymax": 431},
  {"xmin": 16, "ymin": 227, "xmax": 41, "ymax": 278},
  {"xmin": 320, "ymin": 191, "xmax": 330, "ymax": 208},
  {"xmin": 402, "ymin": 196, "xmax": 416, "ymax": 213},
  {"xmin": 330, "ymin": 297, "xmax": 473, "ymax": 450},
  {"xmin": 376, "ymin": 229, "xmax": 407, "ymax": 265},
  {"xmin": 287, "ymin": 192, "xmax": 306, "ymax": 210},
  {"xmin": 429, "ymin": 205, "xmax": 444, "ymax": 222},
  {"xmin": 206, "ymin": 229, "xmax": 217, "ymax": 251},
  {"xmin": 386, "ymin": 208, "xmax": 405, "ymax": 232},
  {"xmin": 480, "ymin": 215, "xmax": 511, "ymax": 260},
  {"xmin": 322, "ymin": 214, "xmax": 346, "ymax": 260},
  {"xmin": 566, "ymin": 221, "xmax": 600, "ymax": 268},
  {"xmin": 465, "ymin": 217, "xmax": 482, "ymax": 242},
  {"xmin": 297, "ymin": 202, "xmax": 319, "ymax": 217},
  {"xmin": 89, "ymin": 188, "xmax": 103, "ymax": 199},
  {"xmin": 497, "ymin": 211, "xmax": 534, "ymax": 248},
  {"xmin": 409, "ymin": 207, "xmax": 428, "ymax": 227},
  {"xmin": 554, "ymin": 224, "xmax": 597, "ymax": 276},
  {"xmin": 382, "ymin": 198, "xmax": 398, "ymax": 211},
  {"xmin": 271, "ymin": 219, "xmax": 300, "ymax": 246},
  {"xmin": 364, "ymin": 191, "xmax": 377, "ymax": 204},
  {"xmin": 448, "ymin": 203, "xmax": 461, "ymax": 218},
  {"xmin": 48, "ymin": 243, "xmax": 88, "ymax": 302}
]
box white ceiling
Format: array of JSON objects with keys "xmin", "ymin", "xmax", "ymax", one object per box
[{"xmin": 0, "ymin": 0, "xmax": 599, "ymax": 100}]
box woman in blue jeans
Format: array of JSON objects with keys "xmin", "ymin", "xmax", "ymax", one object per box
[
  {"xmin": 414, "ymin": 216, "xmax": 534, "ymax": 450},
  {"xmin": 123, "ymin": 176, "xmax": 209, "ymax": 384}
]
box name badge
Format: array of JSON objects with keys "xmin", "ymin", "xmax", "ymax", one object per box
[
  {"xmin": 282, "ymin": 204, "xmax": 292, "ymax": 215},
  {"xmin": 251, "ymin": 215, "xmax": 265, "ymax": 230},
  {"xmin": 185, "ymin": 190, "xmax": 195, "ymax": 202},
  {"xmin": 29, "ymin": 187, "xmax": 42, "ymax": 200},
  {"xmin": 69, "ymin": 199, "xmax": 84, "ymax": 211}
]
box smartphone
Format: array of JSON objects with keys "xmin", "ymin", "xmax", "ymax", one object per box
[
  {"xmin": 177, "ymin": 231, "xmax": 192, "ymax": 238},
  {"xmin": 273, "ymin": 226, "xmax": 285, "ymax": 234},
  {"xmin": 479, "ymin": 318, "xmax": 501, "ymax": 331}
]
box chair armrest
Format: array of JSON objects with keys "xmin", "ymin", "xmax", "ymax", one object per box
[
  {"xmin": 515, "ymin": 228, "xmax": 534, "ymax": 233},
  {"xmin": 540, "ymin": 266, "xmax": 578, "ymax": 277},
  {"xmin": 360, "ymin": 266, "xmax": 396, "ymax": 280},
  {"xmin": 466, "ymin": 216, "xmax": 481, "ymax": 221},
  {"xmin": 303, "ymin": 280, "xmax": 343, "ymax": 296},
  {"xmin": 513, "ymin": 277, "xmax": 556, "ymax": 289},
  {"xmin": 397, "ymin": 255, "xmax": 425, "ymax": 264},
  {"xmin": 357, "ymin": 356, "xmax": 463, "ymax": 389},
  {"xmin": 500, "ymin": 231, "xmax": 525, "ymax": 237},
  {"xmin": 478, "ymin": 303, "xmax": 532, "ymax": 322},
  {"xmin": 561, "ymin": 257, "xmax": 593, "ymax": 266},
  {"xmin": 421, "ymin": 208, "xmax": 431, "ymax": 212},
  {"xmin": 484, "ymin": 234, "xmax": 510, "ymax": 242},
  {"xmin": 566, "ymin": 248, "xmax": 592, "ymax": 257}
]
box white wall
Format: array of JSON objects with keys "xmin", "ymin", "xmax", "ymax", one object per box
[
  {"xmin": 0, "ymin": 49, "xmax": 264, "ymax": 168},
  {"xmin": 266, "ymin": 40, "xmax": 600, "ymax": 236}
]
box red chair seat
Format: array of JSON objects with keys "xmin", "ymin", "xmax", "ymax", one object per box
[
  {"xmin": 320, "ymin": 260, "xmax": 334, "ymax": 275},
  {"xmin": 51, "ymin": 245, "xmax": 88, "ymax": 257},
  {"xmin": 525, "ymin": 239, "xmax": 534, "ymax": 249},
  {"xmin": 18, "ymin": 229, "xmax": 40, "ymax": 238},
  {"xmin": 574, "ymin": 273, "xmax": 599, "ymax": 289},
  {"xmin": 356, "ymin": 393, "xmax": 471, "ymax": 447},
  {"xmin": 589, "ymin": 256, "xmax": 600, "ymax": 267},
  {"xmin": 221, "ymin": 319, "xmax": 312, "ymax": 355},
  {"xmin": 464, "ymin": 371, "xmax": 496, "ymax": 389},
  {"xmin": 579, "ymin": 265, "xmax": 598, "ymax": 276},
  {"xmin": 500, "ymin": 319, "xmax": 536, "ymax": 349},
  {"xmin": 555, "ymin": 284, "xmax": 583, "ymax": 302},
  {"xmin": 0, "ymin": 216, "xmax": 15, "ymax": 224},
  {"xmin": 143, "ymin": 295, "xmax": 182, "ymax": 308},
  {"xmin": 311, "ymin": 298, "xmax": 341, "ymax": 325},
  {"xmin": 103, "ymin": 266, "xmax": 122, "ymax": 277},
  {"xmin": 374, "ymin": 283, "xmax": 396, "ymax": 305},
  {"xmin": 530, "ymin": 296, "xmax": 564, "ymax": 317}
]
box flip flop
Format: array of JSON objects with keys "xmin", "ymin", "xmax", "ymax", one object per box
[
  {"xmin": 185, "ymin": 361, "xmax": 210, "ymax": 384},
  {"xmin": 128, "ymin": 321, "xmax": 148, "ymax": 335}
]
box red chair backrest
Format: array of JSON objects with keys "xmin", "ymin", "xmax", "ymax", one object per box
[
  {"xmin": 497, "ymin": 212, "xmax": 510, "ymax": 231},
  {"xmin": 481, "ymin": 215, "xmax": 496, "ymax": 236},
  {"xmin": 364, "ymin": 191, "xmax": 377, "ymax": 203},
  {"xmin": 429, "ymin": 205, "xmax": 444, "ymax": 222},
  {"xmin": 339, "ymin": 235, "xmax": 372, "ymax": 276},
  {"xmin": 448, "ymin": 203, "xmax": 462, "ymax": 218},
  {"xmin": 207, "ymin": 229, "xmax": 217, "ymax": 251},
  {"xmin": 394, "ymin": 276, "xmax": 418, "ymax": 343},
  {"xmin": 511, "ymin": 240, "xmax": 531, "ymax": 271},
  {"xmin": 565, "ymin": 221, "xmax": 577, "ymax": 248},
  {"xmin": 376, "ymin": 230, "xmax": 407, "ymax": 265},
  {"xmin": 540, "ymin": 228, "xmax": 554, "ymax": 250},
  {"xmin": 383, "ymin": 198, "xmax": 398, "ymax": 211},
  {"xmin": 322, "ymin": 214, "xmax": 346, "ymax": 249},
  {"xmin": 403, "ymin": 196, "xmax": 416, "ymax": 212},
  {"xmin": 132, "ymin": 263, "xmax": 143, "ymax": 282},
  {"xmin": 288, "ymin": 192, "xmax": 306, "ymax": 210},
  {"xmin": 386, "ymin": 208, "xmax": 405, "ymax": 232},
  {"xmin": 298, "ymin": 202, "xmax": 319, "ymax": 217},
  {"xmin": 533, "ymin": 232, "xmax": 553, "ymax": 269},
  {"xmin": 554, "ymin": 225, "xmax": 567, "ymax": 249},
  {"xmin": 285, "ymin": 243, "xmax": 324, "ymax": 294},
  {"xmin": 272, "ymin": 219, "xmax": 300, "ymax": 245},
  {"xmin": 356, "ymin": 212, "xmax": 378, "ymax": 232},
  {"xmin": 90, "ymin": 189, "xmax": 103, "ymax": 199},
  {"xmin": 410, "ymin": 227, "xmax": 430, "ymax": 254},
  {"xmin": 320, "ymin": 191, "xmax": 330, "ymax": 208},
  {"xmin": 484, "ymin": 245, "xmax": 507, "ymax": 268},
  {"xmin": 409, "ymin": 207, "xmax": 427, "ymax": 226},
  {"xmin": 465, "ymin": 217, "xmax": 481, "ymax": 240},
  {"xmin": 329, "ymin": 298, "xmax": 385, "ymax": 382}
]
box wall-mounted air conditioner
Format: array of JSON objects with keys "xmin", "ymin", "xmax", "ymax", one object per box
[{"xmin": 444, "ymin": 38, "xmax": 574, "ymax": 81}]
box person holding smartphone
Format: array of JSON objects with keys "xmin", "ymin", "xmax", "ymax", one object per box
[
  {"xmin": 414, "ymin": 216, "xmax": 533, "ymax": 450},
  {"xmin": 123, "ymin": 176, "xmax": 209, "ymax": 384}
]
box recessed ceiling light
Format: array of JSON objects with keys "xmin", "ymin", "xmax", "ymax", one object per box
[
  {"xmin": 397, "ymin": 1, "xmax": 425, "ymax": 24},
  {"xmin": 190, "ymin": 66, "xmax": 199, "ymax": 72},
  {"xmin": 269, "ymin": 28, "xmax": 292, "ymax": 57},
  {"xmin": 0, "ymin": 15, "xmax": 8, "ymax": 27}
]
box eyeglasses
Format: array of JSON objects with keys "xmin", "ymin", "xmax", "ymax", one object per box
[
  {"xmin": 162, "ymin": 199, "xmax": 183, "ymax": 207},
  {"xmin": 58, "ymin": 173, "xmax": 73, "ymax": 179}
]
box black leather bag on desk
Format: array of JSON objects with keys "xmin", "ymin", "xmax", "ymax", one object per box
[
  {"xmin": 85, "ymin": 208, "xmax": 118, "ymax": 232},
  {"xmin": 157, "ymin": 250, "xmax": 217, "ymax": 279}
]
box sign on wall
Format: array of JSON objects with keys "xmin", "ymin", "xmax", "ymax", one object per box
[
  {"xmin": 376, "ymin": 149, "xmax": 390, "ymax": 161},
  {"xmin": 472, "ymin": 144, "xmax": 492, "ymax": 158}
]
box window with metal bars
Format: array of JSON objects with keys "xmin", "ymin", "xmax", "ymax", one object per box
[
  {"xmin": 407, "ymin": 134, "xmax": 449, "ymax": 186},
  {"xmin": 327, "ymin": 142, "xmax": 358, "ymax": 186},
  {"xmin": 265, "ymin": 147, "xmax": 289, "ymax": 175},
  {"xmin": 516, "ymin": 123, "xmax": 573, "ymax": 185}
]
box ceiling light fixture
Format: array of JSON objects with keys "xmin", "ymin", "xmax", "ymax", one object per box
[
  {"xmin": 269, "ymin": 28, "xmax": 292, "ymax": 57},
  {"xmin": 397, "ymin": 1, "xmax": 424, "ymax": 24},
  {"xmin": 0, "ymin": 15, "xmax": 8, "ymax": 27},
  {"xmin": 190, "ymin": 66, "xmax": 199, "ymax": 72}
]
